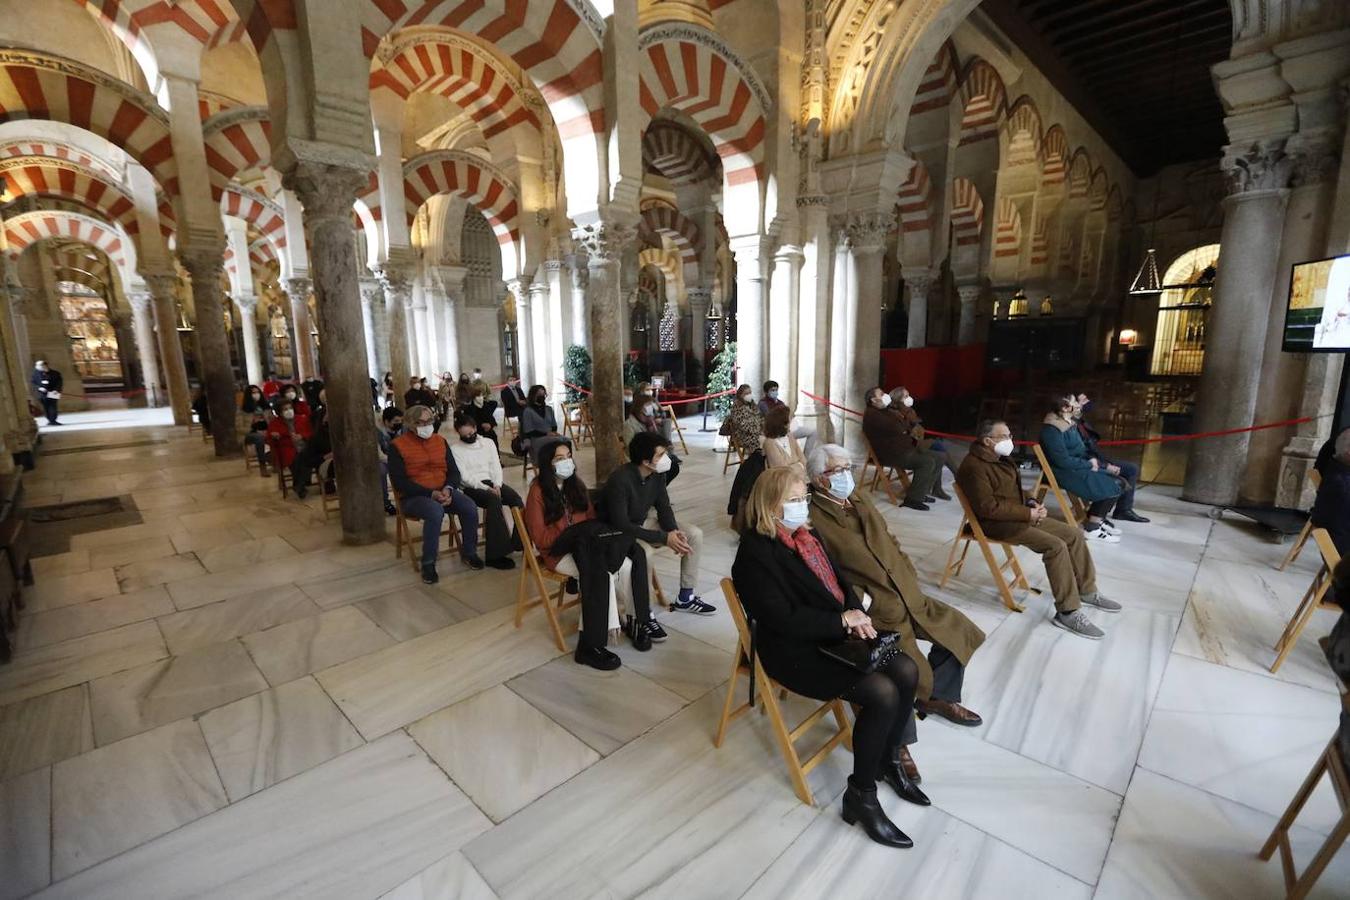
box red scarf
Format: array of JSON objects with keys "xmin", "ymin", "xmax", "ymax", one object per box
[{"xmin": 776, "ymin": 525, "xmax": 845, "ymax": 605}]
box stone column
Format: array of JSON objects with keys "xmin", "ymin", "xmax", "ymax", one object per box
[
  {"xmin": 529, "ymin": 278, "xmax": 552, "ymax": 398},
  {"xmin": 568, "ymin": 257, "xmax": 589, "ymax": 347},
  {"xmin": 410, "ymin": 292, "xmax": 431, "ymax": 379},
  {"xmin": 905, "ymin": 269, "xmax": 936, "ymax": 349},
  {"xmin": 828, "ymin": 227, "xmax": 852, "ymax": 442},
  {"xmin": 107, "ymin": 306, "xmax": 137, "ymax": 393},
  {"xmin": 377, "ymin": 265, "xmax": 412, "ymax": 390},
  {"xmin": 179, "ymin": 248, "xmax": 239, "ymax": 454},
  {"xmin": 1184, "ymin": 141, "xmax": 1291, "ymax": 506},
  {"xmin": 956, "ymin": 282, "xmax": 982, "ymax": 345},
  {"xmin": 0, "ymin": 283, "xmax": 37, "ymax": 461},
  {"xmin": 730, "ymin": 236, "xmax": 766, "ymax": 393},
  {"xmin": 574, "ymin": 220, "xmax": 636, "ymax": 481},
  {"xmin": 361, "ymin": 277, "xmax": 390, "ymax": 379},
  {"xmin": 145, "ymin": 273, "xmax": 191, "ymax": 425},
  {"xmin": 844, "ymin": 213, "xmax": 892, "ymax": 456},
  {"xmin": 285, "ymin": 162, "xmax": 385, "ymax": 544},
  {"xmin": 769, "ymin": 244, "xmax": 803, "ymax": 401},
  {"xmin": 285, "ymin": 277, "xmax": 316, "ymax": 381},
  {"xmin": 234, "ymin": 293, "xmax": 264, "ymax": 387},
  {"xmin": 358, "ymin": 279, "xmax": 381, "ymax": 380},
  {"xmin": 439, "ymin": 266, "xmax": 467, "ymax": 378},
  {"xmin": 796, "ymin": 197, "xmax": 830, "ymax": 423},
  {"xmin": 545, "ymin": 260, "xmax": 566, "ymax": 395},
  {"xmin": 509, "ymin": 279, "xmax": 534, "ymax": 388},
  {"xmin": 686, "ymin": 286, "xmax": 711, "ymax": 364},
  {"xmin": 127, "ymin": 292, "xmax": 165, "ymax": 407}
]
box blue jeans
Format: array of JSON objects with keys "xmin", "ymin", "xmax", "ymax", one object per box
[{"xmin": 402, "ymin": 492, "xmax": 480, "ymax": 566}]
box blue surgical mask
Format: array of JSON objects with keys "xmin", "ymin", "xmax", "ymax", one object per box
[
  {"xmin": 767, "ymin": 390, "xmax": 778, "ymax": 400},
  {"xmin": 828, "ymin": 469, "xmax": 855, "ymax": 500},
  {"xmin": 781, "ymin": 499, "xmax": 810, "ymax": 530},
  {"xmin": 554, "ymin": 458, "xmax": 576, "ymax": 480}
]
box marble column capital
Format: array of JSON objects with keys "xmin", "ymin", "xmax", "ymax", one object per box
[
  {"xmin": 233, "ymin": 292, "xmax": 259, "ymax": 314},
  {"xmin": 359, "ymin": 277, "xmax": 384, "ymax": 306},
  {"xmin": 506, "ymin": 278, "xmax": 528, "ymax": 305},
  {"xmin": 179, "ymin": 247, "xmax": 226, "ymax": 283},
  {"xmin": 375, "ymin": 265, "xmax": 411, "ymax": 302},
  {"xmin": 282, "ymin": 162, "xmax": 370, "ymax": 225},
  {"xmin": 143, "ymin": 272, "xmax": 181, "ymax": 301},
  {"xmin": 1286, "ymin": 128, "xmax": 1341, "ymax": 187},
  {"xmin": 904, "ymin": 270, "xmax": 939, "ymax": 294},
  {"xmin": 284, "ymin": 277, "xmax": 312, "ymax": 301},
  {"xmin": 844, "ymin": 212, "xmax": 895, "ymax": 254},
  {"xmin": 542, "ymin": 258, "xmax": 565, "ymax": 273},
  {"xmin": 955, "ymin": 283, "xmax": 983, "ymax": 303},
  {"xmin": 1221, "ymin": 139, "xmax": 1294, "ymax": 194},
  {"xmin": 571, "ymin": 220, "xmax": 637, "ymax": 264},
  {"xmin": 773, "ymin": 244, "xmax": 805, "ymax": 264}
]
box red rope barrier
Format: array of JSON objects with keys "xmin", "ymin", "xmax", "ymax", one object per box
[
  {"xmin": 558, "ymin": 380, "xmax": 738, "ymax": 406},
  {"xmin": 798, "ymin": 389, "xmax": 1313, "ymax": 447}
]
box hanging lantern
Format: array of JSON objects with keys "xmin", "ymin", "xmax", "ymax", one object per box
[
  {"xmin": 1039, "ymin": 295, "xmax": 1054, "ymax": 316},
  {"xmin": 1008, "ymin": 288, "xmax": 1029, "ymax": 318},
  {"xmin": 1128, "ymin": 248, "xmax": 1162, "ymax": 295}
]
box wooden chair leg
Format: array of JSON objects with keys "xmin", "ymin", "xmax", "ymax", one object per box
[
  {"xmin": 713, "ymin": 649, "xmax": 746, "ymax": 748},
  {"xmin": 757, "ymin": 661, "xmax": 814, "ymax": 806},
  {"xmin": 1279, "ymin": 521, "xmax": 1313, "ymax": 571},
  {"xmin": 1270, "ymin": 574, "xmax": 1329, "ymax": 673},
  {"xmin": 940, "ymin": 535, "xmax": 964, "ymax": 589},
  {"xmin": 1259, "ymin": 740, "xmax": 1350, "ymax": 900}
]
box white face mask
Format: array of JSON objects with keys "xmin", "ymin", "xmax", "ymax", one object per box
[
  {"xmin": 554, "ymin": 458, "xmax": 576, "ymax": 480},
  {"xmin": 780, "ymin": 499, "xmax": 810, "ymax": 530},
  {"xmin": 282, "ymin": 409, "xmax": 295, "ymax": 420},
  {"xmin": 473, "ymin": 396, "xmax": 484, "ymax": 407},
  {"xmin": 415, "ymin": 424, "xmax": 434, "ymax": 439},
  {"xmin": 878, "ymin": 394, "xmax": 892, "ymax": 408},
  {"xmin": 828, "ymin": 469, "xmax": 855, "ymax": 500},
  {"xmin": 901, "ymin": 396, "xmax": 914, "ymax": 408},
  {"xmin": 652, "ymin": 453, "xmax": 672, "ymax": 474},
  {"xmin": 993, "ymin": 438, "xmax": 1014, "ymax": 457},
  {"xmin": 643, "ymin": 403, "xmax": 657, "ymax": 417}
]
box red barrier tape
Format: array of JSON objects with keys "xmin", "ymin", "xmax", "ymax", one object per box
[
  {"xmin": 558, "ymin": 380, "xmax": 737, "ymax": 406},
  {"xmin": 798, "ymin": 389, "xmax": 1314, "ymax": 448}
]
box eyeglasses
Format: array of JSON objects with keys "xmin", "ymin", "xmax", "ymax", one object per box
[{"xmin": 823, "ymin": 465, "xmax": 851, "ymax": 476}]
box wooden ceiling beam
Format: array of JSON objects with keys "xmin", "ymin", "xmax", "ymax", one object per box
[{"xmin": 1055, "ymin": 6, "xmax": 1231, "ymax": 55}]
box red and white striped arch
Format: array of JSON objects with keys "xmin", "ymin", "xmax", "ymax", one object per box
[
  {"xmin": 370, "ymin": 37, "xmax": 541, "ymax": 142},
  {"xmin": 642, "ymin": 120, "xmax": 717, "ymax": 185},
  {"xmin": 0, "ymin": 54, "xmax": 178, "ymax": 196},
  {"xmin": 1003, "ymin": 96, "xmax": 1042, "ymax": 165},
  {"xmin": 950, "ymin": 178, "xmax": 984, "ymax": 248},
  {"xmin": 896, "ymin": 159, "xmax": 934, "ymax": 235},
  {"xmin": 957, "ymin": 59, "xmax": 1006, "ymax": 145},
  {"xmin": 911, "ymin": 40, "xmax": 957, "ymax": 115},
  {"xmin": 1041, "ymin": 125, "xmax": 1068, "ymax": 189},
  {"xmin": 360, "ymin": 0, "xmax": 605, "ymax": 220},
  {"xmin": 1067, "ymin": 148, "xmax": 1093, "ymax": 199},
  {"xmin": 399, "ymin": 150, "xmax": 521, "ymax": 275},
  {"xmin": 1030, "ymin": 215, "xmax": 1049, "ymax": 267},
  {"xmin": 221, "ymin": 185, "xmax": 287, "ymax": 251},
  {"xmin": 3, "ymin": 209, "xmax": 133, "ymax": 277},
  {"xmin": 0, "ymin": 158, "xmax": 140, "ymax": 238},
  {"xmin": 637, "ymin": 28, "xmax": 768, "ymax": 234},
  {"xmin": 639, "ymin": 203, "xmax": 700, "ymax": 267},
  {"xmin": 202, "ymin": 108, "xmax": 273, "ymax": 200},
  {"xmin": 1088, "ymin": 168, "xmax": 1109, "ymax": 212},
  {"xmin": 993, "ymin": 197, "xmax": 1021, "ymax": 259},
  {"xmin": 0, "ymin": 140, "xmax": 119, "ymax": 180}
]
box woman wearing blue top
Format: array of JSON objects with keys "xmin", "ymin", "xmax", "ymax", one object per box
[{"xmin": 1039, "ymin": 395, "xmax": 1125, "ymax": 544}]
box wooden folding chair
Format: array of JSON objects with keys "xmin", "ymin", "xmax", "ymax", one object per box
[
  {"xmin": 392, "ymin": 491, "xmax": 456, "ymax": 572},
  {"xmin": 243, "ymin": 442, "xmax": 270, "ymax": 475},
  {"xmin": 722, "ymin": 434, "xmax": 745, "ymax": 474},
  {"xmin": 1259, "ymin": 735, "xmax": 1349, "ymax": 900},
  {"xmin": 1279, "ymin": 469, "xmax": 1323, "ymax": 571},
  {"xmin": 938, "ymin": 484, "xmax": 1033, "ymax": 613},
  {"xmin": 713, "ymin": 578, "xmax": 854, "ymax": 806},
  {"xmin": 1271, "ymin": 528, "xmax": 1341, "ymax": 673},
  {"xmin": 267, "ymin": 436, "xmax": 298, "ymax": 498},
  {"xmin": 561, "ymin": 402, "xmax": 582, "ymax": 445},
  {"xmin": 663, "ymin": 403, "xmax": 689, "ymax": 454},
  {"xmin": 317, "ymin": 458, "xmax": 339, "ymax": 522},
  {"xmin": 577, "ymin": 401, "xmax": 595, "ymax": 444},
  {"xmin": 512, "ymin": 506, "xmax": 578, "ymax": 652},
  {"xmin": 859, "ymin": 436, "xmax": 911, "ymax": 507},
  {"xmin": 1030, "ymin": 444, "xmax": 1087, "ymax": 525}
]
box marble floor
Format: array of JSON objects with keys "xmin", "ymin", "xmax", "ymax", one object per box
[{"xmin": 1, "ymin": 406, "xmax": 1346, "ymax": 899}]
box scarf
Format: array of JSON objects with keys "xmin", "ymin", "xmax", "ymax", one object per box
[{"xmin": 776, "ymin": 525, "xmax": 844, "ymax": 605}]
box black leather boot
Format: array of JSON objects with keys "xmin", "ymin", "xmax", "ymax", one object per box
[
  {"xmin": 841, "ymin": 779, "xmax": 913, "ymax": 848},
  {"xmin": 881, "ymin": 750, "xmax": 931, "ymax": 806}
]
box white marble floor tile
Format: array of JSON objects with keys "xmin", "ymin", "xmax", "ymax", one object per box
[
  {"xmin": 743, "ymin": 796, "xmax": 1092, "ymax": 900},
  {"xmin": 961, "ymin": 605, "xmax": 1177, "ymax": 794},
  {"xmin": 436, "ymin": 567, "xmax": 522, "ymax": 613},
  {"xmin": 0, "ymin": 684, "xmax": 93, "ymax": 781},
  {"xmin": 14, "ymin": 585, "xmax": 175, "ymax": 652},
  {"xmin": 176, "ymin": 505, "xmax": 265, "ymax": 533},
  {"xmin": 356, "ymin": 586, "xmax": 475, "ymax": 641},
  {"xmin": 409, "ymin": 684, "xmax": 599, "ymax": 822},
  {"xmin": 198, "ymin": 676, "xmax": 363, "ymax": 803},
  {"xmin": 658, "ymin": 599, "xmax": 742, "ymax": 653},
  {"xmin": 1138, "ymin": 652, "xmax": 1343, "ymax": 834},
  {"xmin": 194, "ymin": 535, "xmax": 298, "ymax": 573},
  {"xmin": 243, "ymin": 606, "xmax": 396, "ymax": 687},
  {"xmin": 296, "ymin": 561, "xmax": 423, "ymax": 609},
  {"xmin": 163, "ymin": 550, "xmax": 346, "ymax": 611},
  {"xmin": 67, "ymin": 521, "xmax": 175, "ymax": 551},
  {"xmin": 317, "ymin": 607, "xmax": 562, "ymax": 739},
  {"xmin": 114, "ymin": 552, "xmax": 208, "ymax": 592},
  {"xmin": 51, "ymin": 718, "xmax": 227, "ymax": 880},
  {"xmin": 507, "ymin": 655, "xmax": 688, "ymax": 755},
  {"xmin": 1095, "ymin": 768, "xmax": 1350, "ymax": 900},
  {"xmin": 31, "ymin": 549, "xmax": 91, "ymax": 580},
  {"xmin": 610, "ymin": 630, "xmax": 733, "ymax": 701},
  {"xmin": 168, "ymin": 524, "xmax": 253, "ymax": 555},
  {"xmin": 88, "ymin": 536, "xmax": 177, "ymax": 571},
  {"xmin": 1, "ymin": 765, "xmax": 52, "ymax": 900},
  {"xmin": 278, "ymin": 522, "xmax": 344, "ymax": 554},
  {"xmin": 464, "ymin": 692, "xmax": 850, "ymax": 900},
  {"xmin": 1174, "ymin": 555, "xmax": 1340, "ymax": 693},
  {"xmin": 0, "ymin": 621, "xmax": 167, "ymax": 708},
  {"xmin": 38, "ymin": 732, "xmax": 491, "ymax": 900},
  {"xmin": 23, "ymin": 568, "xmax": 121, "ymax": 613},
  {"xmin": 156, "ymin": 586, "xmax": 320, "ymax": 655},
  {"xmin": 89, "ymin": 639, "xmax": 270, "ymax": 745},
  {"xmin": 380, "ymin": 852, "xmax": 499, "ymax": 900}
]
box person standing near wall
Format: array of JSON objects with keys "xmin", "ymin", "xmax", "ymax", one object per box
[{"xmin": 31, "ymin": 361, "xmax": 63, "ymax": 426}]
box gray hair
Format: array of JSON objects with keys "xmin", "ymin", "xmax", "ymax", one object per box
[
  {"xmin": 976, "ymin": 419, "xmax": 1005, "ymax": 439},
  {"xmin": 405, "ymin": 404, "xmax": 433, "ymax": 424},
  {"xmin": 1336, "ymin": 427, "xmax": 1350, "ymax": 462},
  {"xmin": 806, "ymin": 442, "xmax": 851, "ymax": 480}
]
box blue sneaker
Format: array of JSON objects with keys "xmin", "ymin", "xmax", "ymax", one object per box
[{"xmin": 671, "ymin": 594, "xmax": 716, "ymax": 615}]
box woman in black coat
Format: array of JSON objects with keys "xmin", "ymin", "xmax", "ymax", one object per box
[{"xmin": 731, "ymin": 467, "xmax": 920, "ymax": 849}]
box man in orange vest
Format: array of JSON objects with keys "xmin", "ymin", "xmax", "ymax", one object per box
[{"xmin": 388, "ymin": 404, "xmax": 482, "ymax": 583}]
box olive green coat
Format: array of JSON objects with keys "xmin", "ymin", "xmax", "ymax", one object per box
[{"xmin": 809, "ymin": 490, "xmax": 985, "ymax": 700}]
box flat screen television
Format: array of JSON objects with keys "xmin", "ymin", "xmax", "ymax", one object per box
[{"xmin": 1283, "ymin": 253, "xmax": 1350, "ymax": 352}]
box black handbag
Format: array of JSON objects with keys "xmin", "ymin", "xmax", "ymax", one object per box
[{"xmin": 818, "ymin": 631, "xmax": 903, "ymax": 673}]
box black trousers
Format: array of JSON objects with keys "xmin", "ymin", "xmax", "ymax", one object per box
[
  {"xmin": 841, "ymin": 654, "xmax": 920, "ymax": 790},
  {"xmin": 572, "ymin": 540, "xmax": 651, "ymax": 650},
  {"xmin": 40, "ymin": 397, "xmax": 58, "ymax": 424},
  {"xmin": 460, "ymin": 484, "xmax": 524, "ymax": 560}
]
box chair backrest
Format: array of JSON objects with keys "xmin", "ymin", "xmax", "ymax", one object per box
[
  {"xmin": 512, "ymin": 505, "xmax": 548, "ymax": 577},
  {"xmin": 952, "ymin": 483, "xmax": 992, "ymax": 541},
  {"xmin": 1310, "ymin": 468, "xmax": 1322, "ymax": 490},
  {"xmin": 1313, "ymin": 527, "xmax": 1342, "ymax": 572},
  {"xmin": 720, "ymin": 577, "xmax": 755, "ymax": 664}
]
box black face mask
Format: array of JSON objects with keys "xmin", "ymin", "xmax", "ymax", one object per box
[{"xmin": 531, "ymin": 396, "xmax": 545, "ymax": 406}]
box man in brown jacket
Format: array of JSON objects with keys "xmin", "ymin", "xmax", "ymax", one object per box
[
  {"xmin": 861, "ymin": 387, "xmax": 940, "ymax": 511},
  {"xmin": 955, "ymin": 419, "xmax": 1121, "ymax": 640},
  {"xmin": 807, "ymin": 443, "xmax": 985, "ymax": 793}
]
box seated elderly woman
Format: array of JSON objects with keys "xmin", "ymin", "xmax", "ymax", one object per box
[
  {"xmin": 1040, "ymin": 394, "xmax": 1126, "ymax": 543},
  {"xmin": 523, "ymin": 438, "xmax": 656, "ymax": 669},
  {"xmin": 731, "ymin": 466, "xmax": 920, "ymax": 849},
  {"xmin": 805, "ymin": 442, "xmax": 986, "ymax": 788}
]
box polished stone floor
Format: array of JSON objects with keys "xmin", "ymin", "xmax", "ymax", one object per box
[{"xmin": 1, "ymin": 405, "xmax": 1346, "ymax": 899}]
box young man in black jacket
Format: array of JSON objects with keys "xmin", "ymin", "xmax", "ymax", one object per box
[{"xmin": 31, "ymin": 361, "xmax": 63, "ymax": 425}]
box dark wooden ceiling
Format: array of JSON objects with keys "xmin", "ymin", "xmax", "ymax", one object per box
[{"xmin": 980, "ymin": 0, "xmax": 1233, "ymax": 176}]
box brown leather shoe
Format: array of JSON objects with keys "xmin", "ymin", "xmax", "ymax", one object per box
[
  {"xmin": 915, "ymin": 699, "xmax": 983, "ymax": 727},
  {"xmin": 898, "ymin": 745, "xmax": 921, "ymax": 784}
]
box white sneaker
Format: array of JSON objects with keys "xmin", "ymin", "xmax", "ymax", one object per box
[
  {"xmin": 1099, "ymin": 520, "xmax": 1121, "ymax": 536},
  {"xmin": 1084, "ymin": 526, "xmax": 1120, "ymax": 544}
]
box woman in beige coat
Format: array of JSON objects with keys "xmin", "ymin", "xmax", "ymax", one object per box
[{"xmin": 762, "ymin": 405, "xmax": 805, "ymax": 472}]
